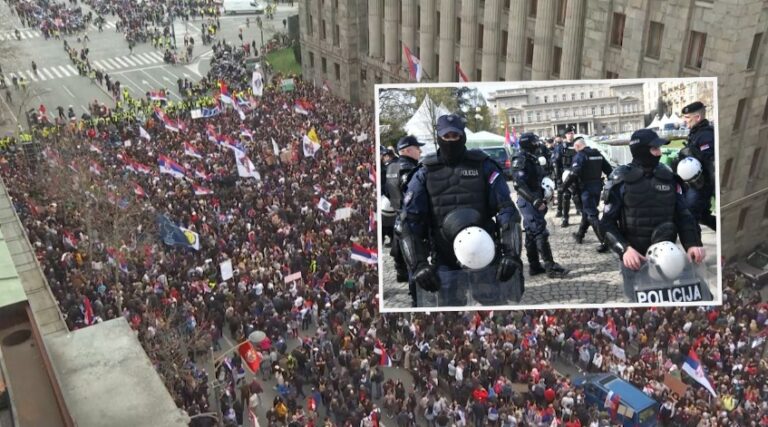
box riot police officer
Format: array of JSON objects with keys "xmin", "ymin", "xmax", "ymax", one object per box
[
  {"xmin": 563, "ymin": 138, "xmax": 613, "ymax": 252},
  {"xmin": 676, "ymin": 101, "xmax": 716, "ymax": 231},
  {"xmin": 384, "ymin": 135, "xmax": 424, "ymax": 285},
  {"xmin": 512, "ymin": 132, "xmax": 569, "ymax": 279},
  {"xmin": 536, "ymin": 137, "xmax": 554, "ymax": 179},
  {"xmin": 553, "ymin": 127, "xmax": 582, "ymax": 226},
  {"xmin": 600, "ymin": 129, "xmax": 706, "ymax": 300},
  {"xmin": 400, "ymin": 114, "xmax": 524, "ymax": 307},
  {"xmin": 379, "ymin": 145, "xmax": 398, "ymax": 245}
]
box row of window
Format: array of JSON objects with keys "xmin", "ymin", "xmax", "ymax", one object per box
[
  {"xmin": 736, "ymin": 197, "xmax": 768, "ymax": 233},
  {"xmin": 521, "ymin": 104, "xmax": 637, "ymax": 123},
  {"xmin": 307, "ymin": 52, "xmax": 342, "ymax": 81}
]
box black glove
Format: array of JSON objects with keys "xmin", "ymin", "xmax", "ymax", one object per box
[
  {"xmin": 412, "ymin": 263, "xmax": 440, "ymax": 292},
  {"xmin": 533, "ymin": 199, "xmax": 546, "ymax": 210},
  {"xmin": 496, "ymin": 255, "xmax": 522, "ymax": 282}
]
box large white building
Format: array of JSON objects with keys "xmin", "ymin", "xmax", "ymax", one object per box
[
  {"xmin": 299, "ymin": 0, "xmax": 768, "ymax": 261},
  {"xmin": 487, "ymin": 82, "xmax": 644, "ymax": 137}
]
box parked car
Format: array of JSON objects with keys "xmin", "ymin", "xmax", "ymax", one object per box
[
  {"xmin": 220, "ymin": 0, "xmax": 267, "ymax": 15},
  {"xmin": 479, "ymin": 145, "xmax": 514, "ymax": 180},
  {"xmin": 573, "ymin": 374, "xmax": 659, "ymax": 427},
  {"xmin": 736, "ymin": 242, "xmax": 768, "ymax": 287}
]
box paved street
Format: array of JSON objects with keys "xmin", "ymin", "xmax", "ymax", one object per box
[
  {"xmin": 0, "ymin": 2, "xmax": 296, "ymax": 133},
  {"xmin": 381, "ymin": 180, "xmax": 719, "ymax": 309}
]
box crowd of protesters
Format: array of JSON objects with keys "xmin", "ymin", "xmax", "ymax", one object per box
[
  {"xmin": 0, "ymin": 10, "xmax": 767, "ymax": 427},
  {"xmin": 6, "ymin": 0, "xmax": 89, "ymax": 37}
]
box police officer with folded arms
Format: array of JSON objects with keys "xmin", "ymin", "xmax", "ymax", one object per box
[
  {"xmin": 675, "ymin": 101, "xmax": 716, "ymax": 231},
  {"xmin": 562, "ymin": 137, "xmax": 613, "ymax": 252},
  {"xmin": 553, "ymin": 127, "xmax": 582, "ymax": 226},
  {"xmin": 384, "ymin": 135, "xmax": 424, "ymax": 288},
  {"xmin": 511, "ymin": 132, "xmax": 569, "ymax": 279},
  {"xmin": 399, "ymin": 114, "xmax": 524, "ymax": 306},
  {"xmin": 600, "ymin": 129, "xmax": 706, "ymax": 300}
]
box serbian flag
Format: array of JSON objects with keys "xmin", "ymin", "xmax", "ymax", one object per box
[
  {"xmin": 232, "ymin": 100, "xmax": 246, "ymax": 121},
  {"xmin": 601, "ymin": 318, "xmax": 618, "ymax": 341},
  {"xmin": 149, "ymin": 90, "xmax": 167, "ymax": 101},
  {"xmin": 184, "ymin": 141, "xmax": 203, "ymax": 159},
  {"xmin": 294, "ymin": 102, "xmax": 310, "ymax": 115},
  {"xmin": 134, "ymin": 161, "xmax": 153, "ymax": 175},
  {"xmin": 402, "ymin": 43, "xmax": 423, "ymax": 82},
  {"xmin": 504, "ymin": 123, "xmax": 518, "ymax": 149},
  {"xmin": 682, "ymin": 350, "xmax": 717, "ymax": 397},
  {"xmin": 62, "ymin": 230, "xmax": 78, "ymax": 249},
  {"xmin": 240, "ymin": 126, "xmax": 253, "ymax": 140},
  {"xmin": 205, "ymin": 125, "xmax": 219, "ymax": 143},
  {"xmin": 296, "ymin": 99, "xmax": 314, "ymax": 111},
  {"xmin": 374, "ymin": 340, "xmax": 392, "ymax": 366},
  {"xmin": 218, "ymin": 80, "xmax": 233, "ymax": 104},
  {"xmin": 133, "ymin": 182, "xmax": 146, "ymax": 197},
  {"xmin": 604, "ymin": 391, "xmax": 621, "ymax": 421},
  {"xmin": 158, "ymin": 155, "xmax": 186, "ymax": 179},
  {"xmin": 192, "ymin": 183, "xmax": 213, "ymax": 196},
  {"xmin": 456, "ymin": 63, "xmax": 470, "ymax": 83},
  {"xmin": 89, "ymin": 143, "xmax": 103, "ymax": 154},
  {"xmin": 238, "ymin": 341, "xmax": 262, "ymax": 374},
  {"xmin": 82, "ymin": 296, "xmax": 94, "ymax": 325},
  {"xmin": 89, "ymin": 160, "xmax": 103, "ymax": 175},
  {"xmin": 351, "ymin": 243, "xmax": 377, "ymax": 265},
  {"xmin": 195, "ymin": 167, "xmax": 212, "ymax": 181}
]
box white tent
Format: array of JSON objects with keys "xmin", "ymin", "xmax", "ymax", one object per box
[
  {"xmin": 402, "ymin": 95, "xmax": 451, "ymax": 146},
  {"xmin": 660, "ymin": 113, "xmax": 682, "ymax": 127},
  {"xmin": 646, "ymin": 115, "xmax": 662, "ymax": 130},
  {"xmin": 467, "ymin": 131, "xmax": 506, "ymax": 144}
]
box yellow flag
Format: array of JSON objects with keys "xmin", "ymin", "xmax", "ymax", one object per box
[{"xmin": 308, "ymin": 127, "xmax": 320, "ymax": 144}]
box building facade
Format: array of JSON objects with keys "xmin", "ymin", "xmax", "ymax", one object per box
[
  {"xmin": 487, "ymin": 82, "xmax": 644, "ymax": 137},
  {"xmin": 299, "ymin": 0, "xmax": 768, "ymax": 261}
]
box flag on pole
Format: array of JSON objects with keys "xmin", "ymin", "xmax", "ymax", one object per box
[
  {"xmin": 133, "ymin": 182, "xmax": 147, "ymax": 197},
  {"xmin": 271, "ymin": 138, "xmax": 280, "ymax": 158},
  {"xmin": 82, "ymin": 296, "xmax": 94, "ymax": 325},
  {"xmin": 374, "ymin": 340, "xmax": 392, "ymax": 366},
  {"xmin": 200, "ymin": 106, "xmax": 221, "ymax": 118},
  {"xmin": 134, "ymin": 161, "xmax": 153, "ymax": 175},
  {"xmin": 294, "ymin": 102, "xmax": 310, "ymax": 115},
  {"xmin": 235, "ymin": 152, "xmax": 261, "ymax": 180},
  {"xmin": 317, "ymin": 197, "xmax": 332, "ymax": 213},
  {"xmin": 184, "ymin": 141, "xmax": 203, "ymax": 159},
  {"xmin": 62, "ymin": 230, "xmax": 78, "ymax": 249},
  {"xmin": 456, "ymin": 63, "xmax": 470, "ymax": 83},
  {"xmin": 179, "ymin": 226, "xmax": 201, "ymax": 250},
  {"xmin": 139, "ymin": 126, "xmax": 151, "ymax": 141},
  {"xmin": 149, "ymin": 90, "xmax": 167, "ymax": 101},
  {"xmin": 192, "ymin": 183, "xmax": 213, "ymax": 196},
  {"xmin": 238, "ymin": 341, "xmax": 262, "ymax": 374},
  {"xmin": 240, "ymin": 126, "xmax": 253, "ymax": 140},
  {"xmin": 402, "ymin": 43, "xmax": 423, "ymax": 82},
  {"xmin": 218, "ymin": 80, "xmax": 233, "ymax": 104},
  {"xmin": 251, "ymin": 70, "xmax": 264, "ymax": 97},
  {"xmin": 682, "ymin": 350, "xmax": 717, "ymax": 397},
  {"xmin": 195, "ymin": 167, "xmax": 212, "ymax": 181},
  {"xmin": 350, "ymin": 243, "xmax": 378, "ymax": 264},
  {"xmin": 302, "ymin": 135, "xmax": 321, "ymax": 157}
]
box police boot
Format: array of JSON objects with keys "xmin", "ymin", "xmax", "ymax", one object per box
[
  {"xmin": 525, "ymin": 238, "xmax": 546, "ymax": 276},
  {"xmin": 588, "ymin": 217, "xmax": 608, "ymax": 253},
  {"xmin": 555, "ymin": 191, "xmax": 563, "ymax": 217},
  {"xmin": 536, "ymin": 235, "xmax": 570, "ymax": 278},
  {"xmin": 572, "ymin": 218, "xmax": 588, "ymax": 244},
  {"xmin": 561, "ymin": 197, "xmax": 570, "ymax": 227},
  {"xmin": 702, "ymin": 214, "xmax": 717, "ymax": 231}
]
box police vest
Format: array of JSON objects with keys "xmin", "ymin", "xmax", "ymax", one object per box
[
  {"xmin": 620, "ymin": 165, "xmax": 676, "ymax": 254},
  {"xmin": 423, "ymin": 150, "xmax": 492, "ymax": 268},
  {"xmin": 514, "ymin": 152, "xmax": 546, "ymax": 199},
  {"xmin": 560, "ymin": 144, "xmax": 576, "ymax": 169},
  {"xmin": 385, "ymin": 157, "xmax": 417, "ymax": 210},
  {"xmin": 579, "ymin": 148, "xmax": 605, "ymax": 184}
]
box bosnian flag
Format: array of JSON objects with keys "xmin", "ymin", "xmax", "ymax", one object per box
[
  {"xmin": 184, "ymin": 141, "xmax": 203, "ymax": 159},
  {"xmin": 682, "ymin": 350, "xmax": 717, "ymax": 397},
  {"xmin": 133, "ymin": 182, "xmax": 146, "ymax": 197},
  {"xmin": 350, "ymin": 243, "xmax": 377, "ymax": 265},
  {"xmin": 158, "ymin": 155, "xmax": 186, "ymax": 179},
  {"xmin": 89, "ymin": 160, "xmax": 104, "ymax": 175},
  {"xmin": 456, "ymin": 63, "xmax": 470, "ymax": 83},
  {"xmin": 192, "ymin": 183, "xmax": 213, "ymax": 196},
  {"xmin": 402, "ymin": 43, "xmax": 423, "ymax": 82}
]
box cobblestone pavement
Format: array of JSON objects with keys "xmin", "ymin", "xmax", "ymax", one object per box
[{"xmin": 381, "ymin": 181, "xmax": 719, "ymax": 310}]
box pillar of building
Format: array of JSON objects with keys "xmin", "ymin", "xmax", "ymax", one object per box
[
  {"xmin": 419, "ymin": 0, "xmax": 437, "ymax": 80},
  {"xmin": 438, "ymin": 0, "xmax": 456, "ymax": 81},
  {"xmin": 504, "ymin": 0, "xmax": 526, "ymax": 81},
  {"xmin": 531, "ymin": 0, "xmax": 556, "ymax": 80},
  {"xmin": 368, "ymin": 0, "xmax": 382, "ymax": 58},
  {"xmin": 459, "ymin": 0, "xmax": 478, "ymax": 81},
  {"xmin": 561, "ymin": 0, "xmax": 586, "ymax": 79},
  {"xmin": 401, "ymin": 1, "xmax": 417, "ymax": 65},
  {"xmin": 384, "ymin": 0, "xmax": 399, "ymax": 64},
  {"xmin": 481, "ymin": 0, "xmax": 502, "ymax": 81}
]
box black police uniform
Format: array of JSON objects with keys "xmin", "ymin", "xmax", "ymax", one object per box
[
  {"xmin": 676, "ymin": 102, "xmax": 716, "ymax": 231},
  {"xmin": 511, "ymin": 133, "xmax": 569, "ymax": 278},
  {"xmin": 384, "ymin": 136, "xmax": 423, "ymax": 283},
  {"xmin": 600, "ymin": 129, "xmax": 702, "ymax": 301},
  {"xmin": 553, "ymin": 136, "xmax": 582, "ymax": 225},
  {"xmin": 400, "ymin": 114, "xmax": 524, "ymax": 307},
  {"xmin": 564, "ymin": 144, "xmax": 613, "ymax": 249},
  {"xmin": 379, "ymin": 146, "xmax": 397, "ymax": 243}
]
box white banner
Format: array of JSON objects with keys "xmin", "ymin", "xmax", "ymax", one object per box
[
  {"xmin": 283, "ymin": 271, "xmax": 302, "ymax": 284},
  {"xmin": 334, "ymin": 207, "xmax": 354, "ymax": 221},
  {"xmin": 220, "ymin": 259, "xmax": 233, "ymax": 281},
  {"xmin": 611, "ymin": 344, "xmax": 626, "ymax": 361}
]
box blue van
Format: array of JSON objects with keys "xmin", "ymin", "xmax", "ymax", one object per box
[{"xmin": 573, "ymin": 374, "xmax": 659, "ymax": 427}]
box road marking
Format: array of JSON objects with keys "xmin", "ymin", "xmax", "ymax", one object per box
[
  {"xmin": 93, "ymin": 60, "xmax": 107, "ymax": 70},
  {"xmin": 120, "ymin": 73, "xmax": 146, "ymax": 96},
  {"xmin": 25, "ymin": 70, "xmax": 37, "ymax": 82},
  {"xmin": 42, "ymin": 68, "xmax": 55, "ymax": 80},
  {"xmin": 105, "ymin": 59, "xmax": 121, "ymax": 69},
  {"xmin": 112, "ymin": 57, "xmax": 129, "ymax": 67},
  {"xmin": 133, "ymin": 54, "xmax": 151, "ymax": 65},
  {"xmin": 0, "ymin": 89, "xmax": 18, "ymax": 123},
  {"xmin": 58, "ymin": 65, "xmax": 73, "ymax": 77},
  {"xmin": 50, "ymin": 67, "xmax": 62, "ymax": 78},
  {"xmin": 35, "ymin": 70, "xmax": 47, "ymax": 81},
  {"xmin": 121, "ymin": 56, "xmax": 138, "ymax": 67},
  {"xmin": 62, "ymin": 85, "xmax": 76, "ymax": 98},
  {"xmin": 147, "ymin": 51, "xmax": 164, "ymax": 61},
  {"xmin": 65, "ymin": 65, "xmax": 78, "ymax": 75},
  {"xmin": 80, "ymin": 105, "xmax": 89, "ymax": 113},
  {"xmin": 141, "ymin": 70, "xmax": 181, "ymax": 100}
]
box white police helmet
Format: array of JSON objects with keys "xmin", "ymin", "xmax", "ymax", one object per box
[
  {"xmin": 677, "ymin": 157, "xmax": 703, "ymax": 182},
  {"xmin": 541, "ymin": 177, "xmax": 556, "ymax": 201},
  {"xmin": 380, "ymin": 196, "xmax": 394, "ymax": 213},
  {"xmin": 561, "ymin": 169, "xmax": 572, "ymax": 183},
  {"xmin": 538, "ymin": 156, "xmax": 547, "ymax": 166},
  {"xmin": 453, "ymin": 226, "xmax": 495, "ymax": 270},
  {"xmin": 646, "ymin": 241, "xmax": 686, "ymax": 281}
]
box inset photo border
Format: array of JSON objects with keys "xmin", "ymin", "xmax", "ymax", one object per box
[{"xmin": 375, "ymin": 77, "xmax": 721, "ymax": 313}]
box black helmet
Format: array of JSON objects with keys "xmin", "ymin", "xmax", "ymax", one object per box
[{"xmin": 518, "ymin": 132, "xmax": 538, "ymax": 152}]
